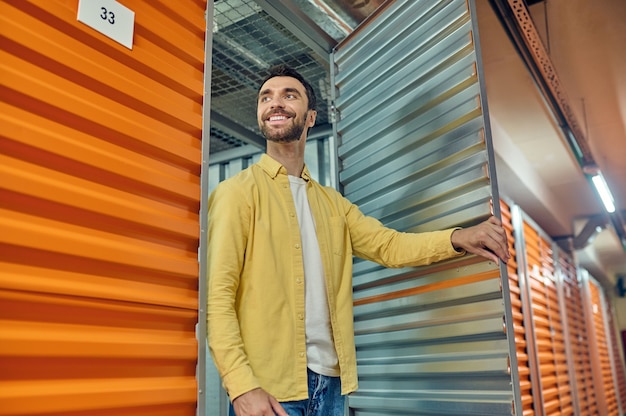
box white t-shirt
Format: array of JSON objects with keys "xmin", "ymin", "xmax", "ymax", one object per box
[{"xmin": 289, "ymin": 175, "xmax": 339, "ymax": 376}]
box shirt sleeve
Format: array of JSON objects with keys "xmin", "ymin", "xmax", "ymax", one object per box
[
  {"xmin": 341, "ymin": 197, "xmax": 465, "ymax": 267},
  {"xmin": 206, "ymin": 180, "xmax": 260, "ymax": 401}
]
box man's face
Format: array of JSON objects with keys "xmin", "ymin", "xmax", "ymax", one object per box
[{"xmin": 257, "ymin": 76, "xmax": 316, "ymax": 143}]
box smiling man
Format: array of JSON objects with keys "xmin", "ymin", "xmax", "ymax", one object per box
[
  {"xmin": 258, "ymin": 77, "xmax": 315, "ymax": 145},
  {"xmin": 207, "ymin": 64, "xmax": 510, "ymax": 416}
]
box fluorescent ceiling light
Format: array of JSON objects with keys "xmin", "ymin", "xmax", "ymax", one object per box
[{"xmin": 591, "ymin": 173, "xmax": 616, "ymax": 213}]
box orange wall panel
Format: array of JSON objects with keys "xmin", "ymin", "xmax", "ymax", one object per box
[{"xmin": 0, "ymin": 0, "xmax": 206, "ymax": 414}]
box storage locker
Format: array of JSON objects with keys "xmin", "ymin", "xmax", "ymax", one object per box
[
  {"xmin": 0, "ymin": 1, "xmax": 207, "ymax": 414},
  {"xmin": 604, "ymin": 297, "xmax": 626, "ymax": 414},
  {"xmin": 331, "ymin": 1, "xmax": 518, "ymax": 414},
  {"xmin": 584, "ymin": 271, "xmax": 620, "ymax": 415},
  {"xmin": 500, "ymin": 200, "xmax": 534, "ymax": 415},
  {"xmin": 510, "ymin": 203, "xmax": 626, "ymax": 416},
  {"xmin": 557, "ymin": 250, "xmax": 596, "ymax": 414},
  {"xmin": 512, "ymin": 208, "xmax": 575, "ymax": 416}
]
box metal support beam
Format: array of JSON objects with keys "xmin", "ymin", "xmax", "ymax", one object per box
[
  {"xmin": 571, "ymin": 215, "xmax": 607, "ymax": 250},
  {"xmin": 488, "ymin": 0, "xmax": 594, "ymax": 167},
  {"xmin": 254, "ymin": 0, "xmax": 336, "ymax": 63},
  {"xmin": 609, "ymin": 210, "xmax": 626, "ymax": 251}
]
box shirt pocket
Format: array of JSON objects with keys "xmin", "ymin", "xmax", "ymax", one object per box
[{"xmin": 329, "ymin": 216, "xmax": 349, "ymax": 258}]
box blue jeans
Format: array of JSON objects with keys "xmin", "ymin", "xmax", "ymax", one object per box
[{"xmin": 229, "ymin": 368, "xmax": 344, "ymax": 416}]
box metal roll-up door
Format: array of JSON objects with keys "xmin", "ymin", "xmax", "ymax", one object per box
[
  {"xmin": 531, "ymin": 225, "xmax": 557, "ymax": 413},
  {"xmin": 501, "ymin": 200, "xmax": 535, "ymax": 415},
  {"xmin": 605, "ymin": 298, "xmax": 626, "ymax": 414},
  {"xmin": 583, "ymin": 272, "xmax": 620, "ymax": 415},
  {"xmin": 0, "ymin": 1, "xmax": 206, "ymax": 414},
  {"xmin": 330, "ymin": 1, "xmax": 519, "ymax": 414},
  {"xmin": 517, "ymin": 218, "xmax": 573, "ymax": 416},
  {"xmin": 557, "ymin": 251, "xmax": 594, "ymax": 415}
]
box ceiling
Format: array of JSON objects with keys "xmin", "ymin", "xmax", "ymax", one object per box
[
  {"xmin": 474, "ymin": 0, "xmax": 626, "ymax": 285},
  {"xmin": 209, "ymin": 0, "xmax": 626, "ymax": 285}
]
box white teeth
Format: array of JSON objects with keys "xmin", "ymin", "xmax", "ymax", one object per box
[{"xmin": 269, "ymin": 115, "xmax": 287, "ymax": 121}]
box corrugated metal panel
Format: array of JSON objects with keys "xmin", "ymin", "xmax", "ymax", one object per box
[
  {"xmin": 511, "ymin": 205, "xmax": 626, "ymax": 415},
  {"xmin": 513, "ymin": 213, "xmax": 575, "ymax": 415},
  {"xmin": 517, "ymin": 218, "xmax": 573, "ymax": 416},
  {"xmin": 501, "ymin": 201, "xmax": 534, "ymax": 416},
  {"xmin": 0, "ymin": 1, "xmax": 205, "ymax": 414},
  {"xmin": 331, "ymin": 1, "xmax": 517, "ymax": 414},
  {"xmin": 583, "ymin": 273, "xmax": 620, "ymax": 415},
  {"xmin": 556, "ymin": 251, "xmax": 594, "ymax": 415},
  {"xmin": 605, "ymin": 298, "xmax": 626, "ymax": 414}
]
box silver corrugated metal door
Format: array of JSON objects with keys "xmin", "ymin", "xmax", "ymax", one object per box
[
  {"xmin": 330, "ymin": 0, "xmax": 520, "ymax": 414},
  {"xmin": 0, "ymin": 1, "xmax": 206, "ymax": 414}
]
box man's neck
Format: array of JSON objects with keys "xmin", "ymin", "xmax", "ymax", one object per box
[{"xmin": 267, "ymin": 141, "xmax": 305, "ymax": 177}]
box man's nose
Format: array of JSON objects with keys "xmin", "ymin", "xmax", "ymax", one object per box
[{"xmin": 270, "ymin": 95, "xmax": 285, "ymax": 108}]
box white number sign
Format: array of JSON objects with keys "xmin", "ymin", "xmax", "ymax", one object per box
[{"xmin": 77, "ymin": 0, "xmax": 135, "ymax": 50}]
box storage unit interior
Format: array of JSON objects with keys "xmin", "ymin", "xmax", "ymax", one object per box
[{"xmin": 208, "ymin": 0, "xmax": 626, "ymax": 415}]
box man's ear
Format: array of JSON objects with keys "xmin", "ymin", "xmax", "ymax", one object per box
[{"xmin": 307, "ymin": 110, "xmax": 317, "ymax": 127}]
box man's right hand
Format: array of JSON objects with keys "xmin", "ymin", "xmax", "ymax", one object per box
[{"xmin": 232, "ymin": 388, "xmax": 288, "ymax": 416}]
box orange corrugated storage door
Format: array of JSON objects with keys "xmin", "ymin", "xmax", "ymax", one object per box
[
  {"xmin": 523, "ymin": 221, "xmax": 573, "ymax": 415},
  {"xmin": 0, "ymin": 1, "xmax": 206, "ymax": 415},
  {"xmin": 559, "ymin": 253, "xmax": 597, "ymax": 414},
  {"xmin": 500, "ymin": 201, "xmax": 534, "ymax": 415},
  {"xmin": 588, "ymin": 279, "xmax": 620, "ymax": 415}
]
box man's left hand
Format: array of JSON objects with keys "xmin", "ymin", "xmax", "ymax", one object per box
[{"xmin": 450, "ymin": 216, "xmax": 510, "ymax": 264}]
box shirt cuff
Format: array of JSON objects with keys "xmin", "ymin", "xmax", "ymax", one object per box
[
  {"xmin": 222, "ymin": 365, "xmax": 261, "ymax": 402},
  {"xmin": 448, "ymin": 227, "xmax": 466, "ymax": 256}
]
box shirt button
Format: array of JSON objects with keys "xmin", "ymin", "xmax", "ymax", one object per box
[
  {"xmin": 296, "ymin": 278, "xmax": 302, "ymax": 284},
  {"xmin": 295, "ymin": 244, "xmax": 300, "ymax": 249},
  {"xmin": 298, "ymin": 313, "xmax": 304, "ymax": 320},
  {"xmin": 290, "ymin": 212, "xmax": 295, "ymax": 217},
  {"xmin": 299, "ymin": 352, "xmax": 305, "ymax": 358}
]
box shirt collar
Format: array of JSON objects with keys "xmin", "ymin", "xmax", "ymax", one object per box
[{"xmin": 259, "ymin": 153, "xmax": 312, "ymax": 182}]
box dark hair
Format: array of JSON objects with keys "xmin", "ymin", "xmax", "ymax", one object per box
[{"xmin": 258, "ymin": 64, "xmax": 317, "ymax": 111}]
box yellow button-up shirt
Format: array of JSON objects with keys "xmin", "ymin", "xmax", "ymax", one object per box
[{"xmin": 207, "ymin": 154, "xmax": 463, "ymax": 402}]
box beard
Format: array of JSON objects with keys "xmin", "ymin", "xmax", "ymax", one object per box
[{"xmin": 260, "ymin": 111, "xmax": 308, "ymax": 143}]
